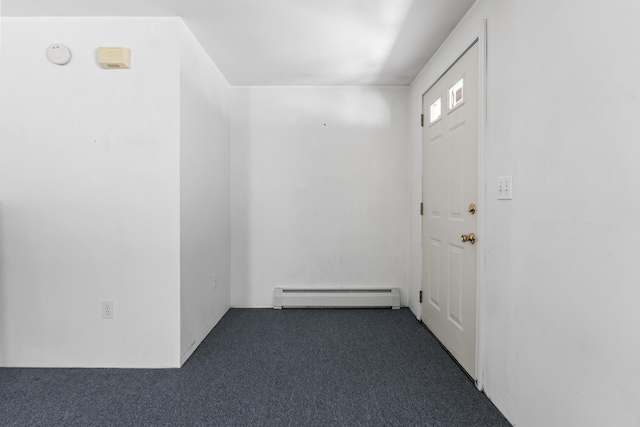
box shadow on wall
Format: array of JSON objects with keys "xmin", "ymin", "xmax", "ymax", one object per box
[{"xmin": 265, "ymin": 88, "xmax": 393, "ymax": 129}]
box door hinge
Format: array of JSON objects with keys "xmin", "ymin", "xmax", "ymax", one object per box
[
  {"xmin": 420, "ymin": 202, "xmax": 423, "ymax": 216},
  {"xmin": 420, "ymin": 114, "xmax": 424, "ymax": 127},
  {"xmin": 419, "ymin": 291, "xmax": 423, "ymax": 303}
]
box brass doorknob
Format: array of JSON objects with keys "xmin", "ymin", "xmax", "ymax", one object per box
[{"xmin": 461, "ymin": 233, "xmax": 476, "ymax": 244}]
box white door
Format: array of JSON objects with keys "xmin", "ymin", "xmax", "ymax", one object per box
[{"xmin": 422, "ymin": 42, "xmax": 479, "ymax": 379}]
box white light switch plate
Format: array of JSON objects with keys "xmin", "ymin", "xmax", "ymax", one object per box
[{"xmin": 497, "ymin": 176, "xmax": 513, "ymax": 200}]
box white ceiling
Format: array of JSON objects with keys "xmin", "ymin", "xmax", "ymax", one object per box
[{"xmin": 2, "ymin": 0, "xmax": 477, "ymax": 86}]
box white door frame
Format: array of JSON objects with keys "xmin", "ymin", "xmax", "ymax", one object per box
[{"xmin": 421, "ymin": 20, "xmax": 487, "ymax": 391}]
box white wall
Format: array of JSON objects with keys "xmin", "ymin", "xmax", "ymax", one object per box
[
  {"xmin": 409, "ymin": 1, "xmax": 640, "ymax": 426},
  {"xmin": 0, "ymin": 18, "xmax": 182, "ymax": 367},
  {"xmin": 179, "ymin": 22, "xmax": 231, "ymax": 364},
  {"xmin": 231, "ymin": 87, "xmax": 409, "ymax": 307}
]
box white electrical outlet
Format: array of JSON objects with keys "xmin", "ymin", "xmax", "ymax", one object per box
[
  {"xmin": 213, "ymin": 275, "xmax": 218, "ymax": 290},
  {"xmin": 497, "ymin": 176, "xmax": 513, "ymax": 200},
  {"xmin": 102, "ymin": 300, "xmax": 114, "ymax": 319}
]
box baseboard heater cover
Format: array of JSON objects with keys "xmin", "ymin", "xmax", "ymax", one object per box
[{"xmin": 273, "ymin": 288, "xmax": 400, "ymax": 309}]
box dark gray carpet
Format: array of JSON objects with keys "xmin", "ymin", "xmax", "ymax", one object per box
[{"xmin": 0, "ymin": 308, "xmax": 510, "ymax": 426}]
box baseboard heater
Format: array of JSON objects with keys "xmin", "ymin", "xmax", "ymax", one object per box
[{"xmin": 273, "ymin": 287, "xmax": 400, "ymax": 309}]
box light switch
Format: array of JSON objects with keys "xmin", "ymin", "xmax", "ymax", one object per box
[{"xmin": 497, "ymin": 176, "xmax": 513, "ymax": 200}]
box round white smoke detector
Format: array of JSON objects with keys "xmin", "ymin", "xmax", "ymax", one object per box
[{"xmin": 46, "ymin": 44, "xmax": 71, "ymax": 65}]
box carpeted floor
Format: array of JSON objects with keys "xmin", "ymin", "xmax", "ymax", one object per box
[{"xmin": 0, "ymin": 308, "xmax": 511, "ymax": 426}]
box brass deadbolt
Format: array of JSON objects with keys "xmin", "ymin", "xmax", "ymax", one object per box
[
  {"xmin": 461, "ymin": 233, "xmax": 476, "ymax": 244},
  {"xmin": 468, "ymin": 203, "xmax": 476, "ymax": 214}
]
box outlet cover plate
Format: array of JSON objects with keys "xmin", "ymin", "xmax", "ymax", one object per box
[{"xmin": 102, "ymin": 300, "xmax": 114, "ymax": 319}]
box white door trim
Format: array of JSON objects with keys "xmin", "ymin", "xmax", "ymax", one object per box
[
  {"xmin": 475, "ymin": 19, "xmax": 488, "ymax": 394},
  {"xmin": 420, "ymin": 20, "xmax": 487, "ymax": 391}
]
